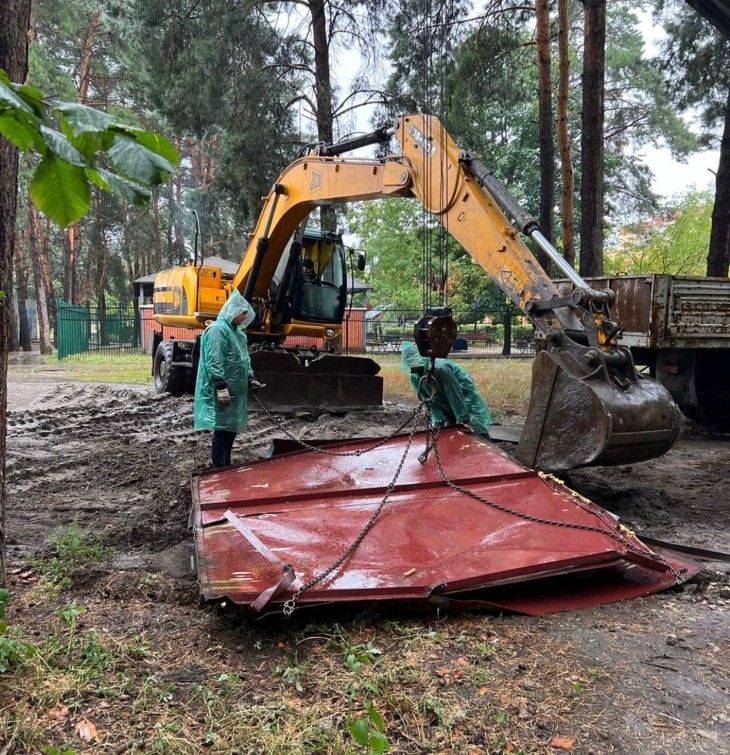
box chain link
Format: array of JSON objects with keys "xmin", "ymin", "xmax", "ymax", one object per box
[
  {"xmin": 252, "ymin": 392, "xmax": 425, "ymax": 458},
  {"xmin": 428, "ymin": 435, "xmax": 683, "ymax": 583},
  {"xmin": 265, "ymin": 372, "xmax": 681, "ymax": 617},
  {"xmin": 282, "ymin": 407, "xmax": 428, "ymax": 616}
]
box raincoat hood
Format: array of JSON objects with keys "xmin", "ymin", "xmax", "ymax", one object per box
[
  {"xmin": 401, "ymin": 342, "xmax": 429, "ymax": 372},
  {"xmin": 217, "ymin": 290, "xmax": 255, "ymax": 328},
  {"xmin": 401, "ymin": 341, "xmax": 491, "ymax": 436}
]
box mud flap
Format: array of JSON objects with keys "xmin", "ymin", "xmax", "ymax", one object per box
[
  {"xmin": 515, "ymin": 350, "xmax": 680, "ymax": 471},
  {"xmin": 250, "ymin": 350, "xmax": 383, "ymax": 411}
]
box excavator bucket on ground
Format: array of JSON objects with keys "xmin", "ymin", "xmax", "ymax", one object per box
[
  {"xmin": 514, "ymin": 349, "xmax": 681, "ymax": 472},
  {"xmin": 250, "ymin": 350, "xmax": 383, "ymax": 411},
  {"xmin": 192, "ymin": 427, "xmax": 699, "ymax": 616}
]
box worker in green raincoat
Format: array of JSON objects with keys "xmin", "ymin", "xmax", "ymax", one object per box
[
  {"xmin": 401, "ymin": 341, "xmax": 492, "ymax": 439},
  {"xmin": 193, "ymin": 290, "xmax": 262, "ymax": 467}
]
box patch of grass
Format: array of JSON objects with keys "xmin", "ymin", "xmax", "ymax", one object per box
[
  {"xmin": 0, "ymin": 584, "xmax": 627, "ymax": 754},
  {"xmin": 0, "ymin": 589, "xmax": 35, "ymax": 674},
  {"xmin": 377, "ymin": 355, "xmax": 532, "ymax": 415},
  {"xmin": 57, "ymin": 353, "xmax": 153, "ymax": 385},
  {"xmin": 32, "ymin": 517, "xmax": 112, "ymax": 591}
]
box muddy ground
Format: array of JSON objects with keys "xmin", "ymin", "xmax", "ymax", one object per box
[{"xmin": 3, "ymin": 369, "xmax": 729, "ymax": 754}]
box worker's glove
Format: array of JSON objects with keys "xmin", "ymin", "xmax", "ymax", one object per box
[
  {"xmin": 215, "ymin": 386, "xmax": 231, "ymax": 407},
  {"xmin": 248, "ymin": 376, "xmax": 265, "ymax": 393}
]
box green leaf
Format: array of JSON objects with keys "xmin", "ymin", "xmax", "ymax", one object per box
[
  {"xmin": 369, "ymin": 731, "xmax": 390, "ymax": 754},
  {"xmin": 130, "ymin": 130, "xmax": 178, "ymax": 167},
  {"xmin": 84, "ymin": 168, "xmax": 111, "ymax": 192},
  {"xmin": 40, "ymin": 125, "xmax": 88, "ymax": 167},
  {"xmin": 0, "ymin": 79, "xmax": 34, "ymax": 115},
  {"xmin": 107, "ymin": 134, "xmax": 176, "ymax": 186},
  {"xmin": 365, "ymin": 701, "xmax": 385, "ymax": 733},
  {"xmin": 13, "ymin": 83, "xmax": 45, "ymax": 118},
  {"xmin": 95, "ymin": 167, "xmax": 151, "ymax": 207},
  {"xmin": 0, "ymin": 115, "xmax": 36, "ymax": 151},
  {"xmin": 70, "ymin": 131, "xmax": 103, "ymax": 162},
  {"xmin": 348, "ymin": 718, "xmax": 370, "ymax": 747},
  {"xmin": 29, "ymin": 154, "xmax": 90, "ymax": 226},
  {"xmin": 53, "ymin": 101, "xmax": 114, "ymax": 136}
]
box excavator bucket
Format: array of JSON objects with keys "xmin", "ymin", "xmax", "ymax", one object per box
[
  {"xmin": 515, "ymin": 350, "xmax": 680, "ymax": 472},
  {"xmin": 249, "ymin": 350, "xmax": 383, "ymax": 411},
  {"xmin": 191, "ymin": 427, "xmax": 699, "ymax": 616}
]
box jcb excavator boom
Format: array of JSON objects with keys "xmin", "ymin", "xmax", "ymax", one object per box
[{"xmin": 154, "ymin": 113, "xmax": 679, "ymax": 470}]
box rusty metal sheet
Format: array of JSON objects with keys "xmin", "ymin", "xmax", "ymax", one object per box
[{"xmin": 191, "ymin": 428, "xmax": 699, "ymax": 615}]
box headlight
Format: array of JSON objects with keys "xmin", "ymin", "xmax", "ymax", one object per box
[{"xmin": 325, "ymin": 328, "xmax": 336, "ymax": 338}]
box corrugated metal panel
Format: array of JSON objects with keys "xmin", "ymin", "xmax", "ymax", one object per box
[{"xmin": 191, "ymin": 428, "xmax": 699, "ymax": 615}]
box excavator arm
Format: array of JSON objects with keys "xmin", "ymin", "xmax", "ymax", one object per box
[{"xmin": 156, "ymin": 112, "xmax": 679, "ymax": 470}]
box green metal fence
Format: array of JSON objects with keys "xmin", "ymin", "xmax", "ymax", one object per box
[
  {"xmin": 55, "ymin": 300, "xmax": 536, "ymax": 360},
  {"xmin": 56, "ymin": 300, "xmax": 141, "ymax": 360}
]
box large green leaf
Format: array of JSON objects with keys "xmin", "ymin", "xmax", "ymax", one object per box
[
  {"xmin": 40, "ymin": 125, "xmax": 88, "ymax": 167},
  {"xmin": 0, "ymin": 115, "xmax": 36, "ymax": 151},
  {"xmin": 130, "ymin": 130, "xmax": 178, "ymax": 167},
  {"xmin": 13, "ymin": 83, "xmax": 45, "ymax": 118},
  {"xmin": 107, "ymin": 134, "xmax": 176, "ymax": 186},
  {"xmin": 69, "ymin": 131, "xmax": 103, "ymax": 162},
  {"xmin": 29, "ymin": 154, "xmax": 90, "ymax": 226},
  {"xmin": 85, "ymin": 167, "xmax": 111, "ymax": 192},
  {"xmin": 95, "ymin": 167, "xmax": 151, "ymax": 207},
  {"xmin": 0, "ymin": 79, "xmax": 34, "ymax": 115},
  {"xmin": 53, "ymin": 101, "xmax": 114, "ymax": 136}
]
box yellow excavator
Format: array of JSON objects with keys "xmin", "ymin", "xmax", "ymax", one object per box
[{"xmin": 152, "ymin": 113, "xmax": 679, "ymax": 471}]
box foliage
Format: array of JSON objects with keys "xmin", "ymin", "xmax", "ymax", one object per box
[
  {"xmin": 32, "ymin": 517, "xmax": 112, "ymax": 591},
  {"xmin": 654, "ymin": 0, "xmax": 730, "ymax": 138},
  {"xmin": 348, "ymin": 198, "xmax": 500, "ymax": 311},
  {"xmin": 0, "ymin": 590, "xmax": 35, "ymax": 674},
  {"xmin": 344, "ymin": 641, "xmax": 390, "ymax": 753},
  {"xmin": 605, "ymin": 191, "xmax": 712, "ymax": 275},
  {"xmin": 0, "ymin": 68, "xmax": 177, "ymax": 226}
]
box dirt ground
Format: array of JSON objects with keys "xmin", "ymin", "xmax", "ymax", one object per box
[{"xmin": 3, "ymin": 368, "xmax": 729, "ymax": 754}]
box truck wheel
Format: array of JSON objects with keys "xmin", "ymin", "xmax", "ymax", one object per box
[
  {"xmin": 153, "ymin": 342, "xmax": 186, "ymax": 396},
  {"xmin": 681, "ymin": 351, "xmax": 730, "ymax": 430}
]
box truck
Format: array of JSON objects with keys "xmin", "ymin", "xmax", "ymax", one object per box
[{"xmin": 557, "ymin": 275, "xmax": 730, "ymax": 429}]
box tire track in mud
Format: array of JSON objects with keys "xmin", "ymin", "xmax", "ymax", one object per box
[
  {"xmin": 6, "ymin": 384, "xmax": 205, "ymax": 553},
  {"xmin": 6, "ymin": 382, "xmax": 419, "ymax": 556}
]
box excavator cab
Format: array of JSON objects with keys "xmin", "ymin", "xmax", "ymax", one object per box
[{"xmin": 268, "ymin": 229, "xmax": 347, "ymax": 329}]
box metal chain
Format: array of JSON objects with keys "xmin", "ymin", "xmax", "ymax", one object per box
[
  {"xmin": 282, "ymin": 408, "xmax": 427, "ymax": 616},
  {"xmin": 252, "ymin": 392, "xmax": 425, "ymax": 457},
  {"xmin": 428, "ymin": 434, "xmax": 683, "ymax": 583}
]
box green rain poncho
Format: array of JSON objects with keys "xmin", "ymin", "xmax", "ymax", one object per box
[
  {"xmin": 401, "ymin": 341, "xmax": 492, "ymax": 437},
  {"xmin": 193, "ymin": 291, "xmax": 254, "ymax": 433}
]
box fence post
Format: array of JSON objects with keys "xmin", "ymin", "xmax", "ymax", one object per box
[{"xmin": 502, "ymin": 309, "xmax": 511, "ymax": 356}]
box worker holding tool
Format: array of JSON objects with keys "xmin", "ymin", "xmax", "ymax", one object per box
[
  {"xmin": 193, "ymin": 290, "xmax": 264, "ymax": 467},
  {"xmin": 401, "ymin": 341, "xmax": 492, "ymax": 439}
]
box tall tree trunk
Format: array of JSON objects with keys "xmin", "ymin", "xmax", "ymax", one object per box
[
  {"xmin": 172, "ymin": 167, "xmax": 187, "ymax": 264},
  {"xmin": 707, "ymin": 87, "xmax": 730, "ymax": 277},
  {"xmin": 94, "ymin": 193, "xmax": 108, "ymax": 344},
  {"xmin": 63, "ymin": 224, "xmax": 81, "ymax": 303},
  {"xmin": 557, "ymin": 0, "xmax": 575, "ymax": 268},
  {"xmin": 8, "ymin": 264, "xmax": 19, "ymax": 352},
  {"xmin": 152, "ymin": 190, "xmax": 162, "ymax": 274},
  {"xmin": 40, "ymin": 215, "xmax": 56, "ymax": 337},
  {"xmin": 579, "ymin": 0, "xmax": 606, "ymax": 277},
  {"xmin": 535, "ymin": 0, "xmax": 554, "ymax": 273},
  {"xmin": 309, "ymin": 0, "xmax": 336, "ymax": 232},
  {"xmin": 61, "ymin": 10, "xmax": 101, "ymax": 307},
  {"xmin": 27, "ymin": 201, "xmax": 52, "ymax": 354},
  {"xmin": 0, "ymin": 0, "xmax": 32, "ymax": 585},
  {"xmin": 14, "ymin": 235, "xmax": 32, "ymax": 351}
]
